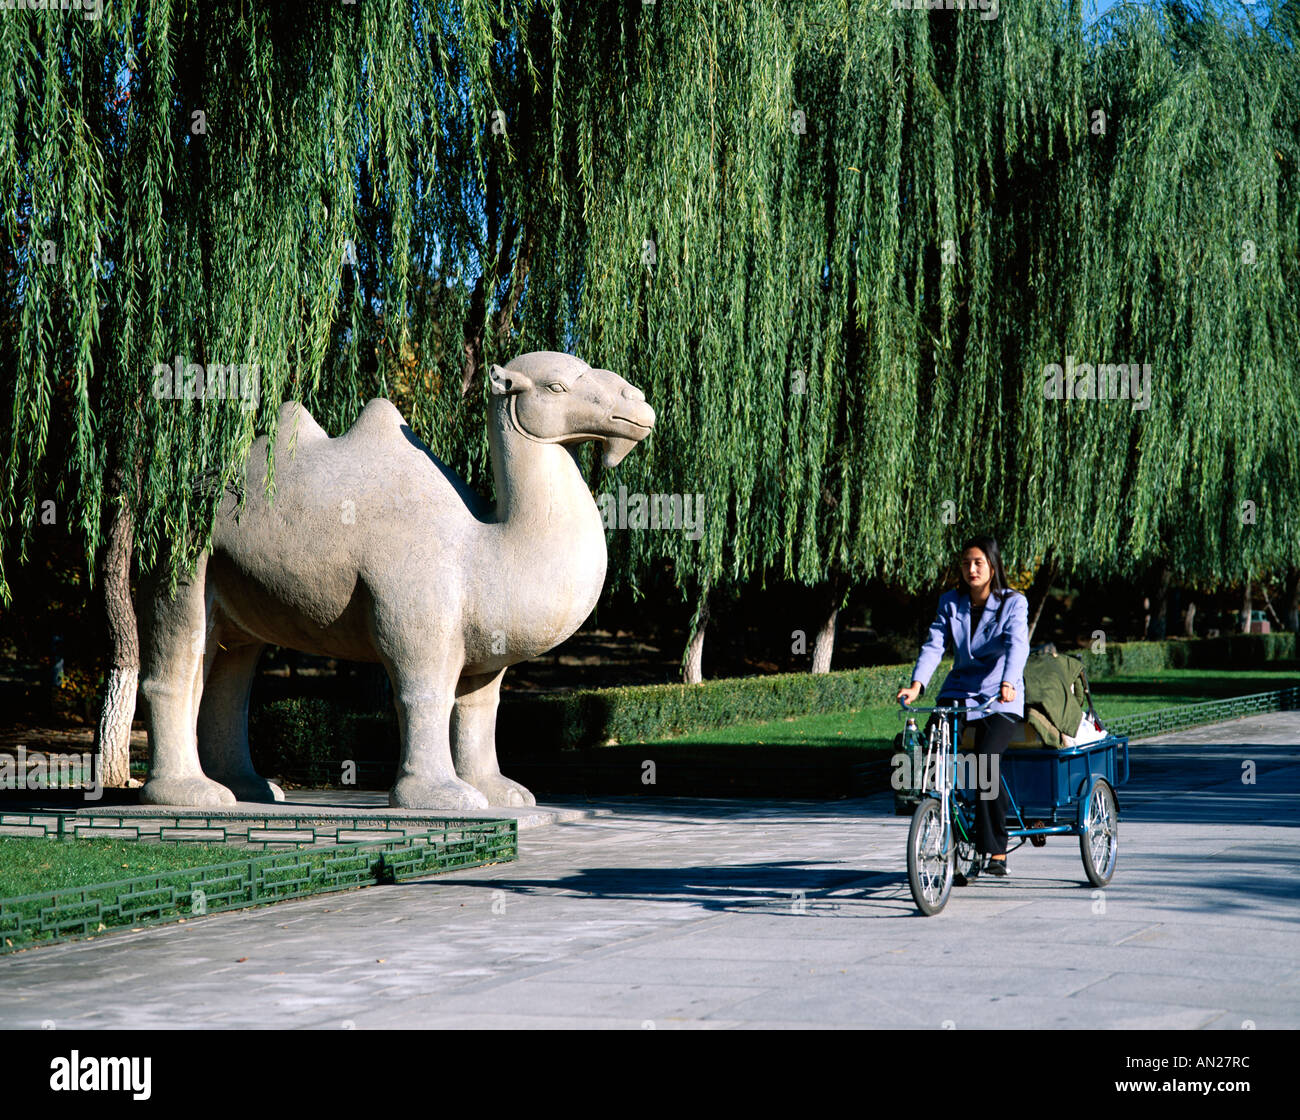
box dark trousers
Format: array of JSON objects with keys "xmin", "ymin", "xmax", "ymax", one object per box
[{"xmin": 924, "ymin": 709, "xmax": 1021, "ymax": 856}]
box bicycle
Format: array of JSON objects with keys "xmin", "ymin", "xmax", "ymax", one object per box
[{"xmin": 896, "ymin": 694, "xmax": 1125, "ymax": 916}]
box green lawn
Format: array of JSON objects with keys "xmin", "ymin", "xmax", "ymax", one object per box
[
  {"xmin": 0, "ymin": 835, "xmax": 385, "ymax": 950},
  {"xmin": 0, "ymin": 836, "xmax": 241, "ymax": 899},
  {"xmin": 1087, "ymin": 666, "xmax": 1300, "ymax": 709},
  {"xmin": 640, "ymin": 667, "xmax": 1300, "ymax": 752}
]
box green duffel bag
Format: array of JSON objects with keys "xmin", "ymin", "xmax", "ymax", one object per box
[{"xmin": 1017, "ymin": 646, "xmax": 1096, "ymax": 749}]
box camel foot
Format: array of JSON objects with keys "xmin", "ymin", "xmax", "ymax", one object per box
[
  {"xmin": 468, "ymin": 772, "xmax": 536, "ymax": 807},
  {"xmin": 209, "ymin": 773, "xmax": 285, "ymax": 803},
  {"xmin": 139, "ymin": 775, "xmax": 236, "ymax": 808},
  {"xmin": 389, "ymin": 774, "xmax": 490, "ymax": 811}
]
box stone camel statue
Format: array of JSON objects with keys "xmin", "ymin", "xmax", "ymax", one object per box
[{"xmin": 137, "ymin": 351, "xmax": 655, "ymax": 809}]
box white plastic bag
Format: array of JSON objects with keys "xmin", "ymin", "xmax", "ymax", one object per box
[{"xmin": 1072, "ymin": 709, "xmax": 1107, "ymax": 746}]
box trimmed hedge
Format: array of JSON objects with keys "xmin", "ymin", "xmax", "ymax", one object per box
[
  {"xmin": 246, "ymin": 635, "xmax": 1297, "ymax": 786},
  {"xmin": 495, "ymin": 661, "xmax": 941, "ymax": 751},
  {"xmin": 249, "ymin": 700, "xmax": 394, "ymax": 786},
  {"xmin": 1078, "ymin": 632, "xmax": 1297, "ymax": 677},
  {"xmin": 504, "ymin": 633, "xmax": 1297, "ymax": 750}
]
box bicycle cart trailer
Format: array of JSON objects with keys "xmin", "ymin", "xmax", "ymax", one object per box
[{"xmin": 896, "ymin": 695, "xmax": 1128, "ymax": 916}]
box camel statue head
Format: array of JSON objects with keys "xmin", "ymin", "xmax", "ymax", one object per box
[{"xmin": 489, "ymin": 352, "xmax": 654, "ymax": 468}]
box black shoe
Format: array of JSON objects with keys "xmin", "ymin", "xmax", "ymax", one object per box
[
  {"xmin": 954, "ymin": 862, "xmax": 981, "ymax": 887},
  {"xmin": 984, "ymin": 857, "xmax": 1008, "ymax": 877}
]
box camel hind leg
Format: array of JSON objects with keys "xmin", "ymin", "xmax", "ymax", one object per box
[{"xmin": 138, "ymin": 554, "xmax": 236, "ymax": 807}]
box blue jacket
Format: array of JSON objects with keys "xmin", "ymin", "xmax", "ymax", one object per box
[{"xmin": 910, "ymin": 588, "xmax": 1030, "ymax": 721}]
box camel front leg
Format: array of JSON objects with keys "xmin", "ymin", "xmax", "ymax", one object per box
[
  {"xmin": 386, "ymin": 657, "xmax": 490, "ymax": 811},
  {"xmin": 138, "ymin": 555, "xmax": 236, "ymax": 807},
  {"xmin": 197, "ymin": 638, "xmax": 283, "ymax": 803},
  {"xmin": 452, "ymin": 668, "xmax": 536, "ymax": 807}
]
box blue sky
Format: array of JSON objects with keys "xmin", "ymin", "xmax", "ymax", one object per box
[
  {"xmin": 1087, "ymin": 0, "xmax": 1175, "ymax": 20},
  {"xmin": 1085, "ymin": 0, "xmax": 1258, "ymax": 20},
  {"xmin": 1085, "ymin": 0, "xmax": 1136, "ymax": 17}
]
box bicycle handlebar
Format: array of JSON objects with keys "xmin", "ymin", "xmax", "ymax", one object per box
[{"xmin": 898, "ymin": 693, "xmax": 1000, "ymax": 716}]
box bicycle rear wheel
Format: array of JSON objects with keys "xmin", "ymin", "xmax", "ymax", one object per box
[{"xmin": 1079, "ymin": 777, "xmax": 1118, "ymax": 886}]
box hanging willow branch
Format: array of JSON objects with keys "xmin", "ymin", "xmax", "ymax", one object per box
[{"xmin": 0, "ymin": 0, "xmax": 1296, "ymax": 620}]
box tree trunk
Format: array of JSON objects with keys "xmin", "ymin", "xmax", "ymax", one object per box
[
  {"xmin": 682, "ymin": 581, "xmax": 711, "ymax": 684},
  {"xmin": 1240, "ymin": 580, "xmax": 1253, "ymax": 634},
  {"xmin": 811, "ymin": 571, "xmax": 849, "ymax": 674},
  {"xmin": 94, "ymin": 464, "xmax": 140, "ymax": 788},
  {"xmin": 1284, "ymin": 567, "xmax": 1300, "ymax": 634},
  {"xmin": 1259, "ymin": 580, "xmax": 1284, "ymax": 631},
  {"xmin": 1183, "ymin": 601, "xmax": 1196, "ymax": 637},
  {"xmin": 1150, "ymin": 564, "xmax": 1171, "ymax": 639},
  {"xmin": 1026, "ymin": 554, "xmax": 1059, "ymax": 642}
]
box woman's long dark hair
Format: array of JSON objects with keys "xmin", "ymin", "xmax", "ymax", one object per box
[{"xmin": 957, "ymin": 535, "xmax": 1013, "ymax": 621}]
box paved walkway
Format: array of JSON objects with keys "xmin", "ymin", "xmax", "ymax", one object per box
[{"xmin": 2, "ymin": 712, "xmax": 1297, "ymax": 1029}]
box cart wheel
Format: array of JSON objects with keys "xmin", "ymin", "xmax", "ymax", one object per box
[
  {"xmin": 907, "ymin": 799, "xmax": 953, "ymax": 915},
  {"xmin": 1079, "ymin": 777, "xmax": 1118, "ymax": 887},
  {"xmin": 1029, "ymin": 821, "xmax": 1047, "ymax": 848}
]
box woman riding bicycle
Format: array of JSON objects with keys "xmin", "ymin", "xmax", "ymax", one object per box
[{"xmin": 896, "ymin": 535, "xmax": 1029, "ymax": 880}]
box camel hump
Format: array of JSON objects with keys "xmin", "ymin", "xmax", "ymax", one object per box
[
  {"xmin": 340, "ymin": 398, "xmax": 409, "ymax": 443},
  {"xmin": 272, "ymin": 402, "xmax": 329, "ymax": 450}
]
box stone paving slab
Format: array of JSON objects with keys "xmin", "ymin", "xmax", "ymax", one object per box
[{"xmin": 0, "ymin": 710, "xmax": 1297, "ymax": 1029}]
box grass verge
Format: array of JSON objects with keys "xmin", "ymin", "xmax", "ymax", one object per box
[
  {"xmin": 638, "ymin": 667, "xmax": 1300, "ymax": 751},
  {"xmin": 0, "ymin": 836, "xmax": 242, "ymax": 899}
]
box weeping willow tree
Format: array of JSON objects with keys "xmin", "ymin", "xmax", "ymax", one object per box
[
  {"xmin": 0, "ymin": 0, "xmax": 545, "ymax": 782},
  {"xmin": 1082, "ymin": 1, "xmax": 1300, "ymax": 598},
  {"xmin": 532, "ymin": 1, "xmax": 924, "ymax": 677},
  {"xmin": 540, "ymin": 0, "xmax": 1299, "ymax": 673},
  {"xmin": 821, "ymin": 0, "xmax": 1300, "ymax": 587},
  {"xmin": 527, "ymin": 2, "xmax": 814, "ymax": 680}
]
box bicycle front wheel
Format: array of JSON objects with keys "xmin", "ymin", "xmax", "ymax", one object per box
[{"xmin": 907, "ymin": 798, "xmax": 954, "ymax": 915}]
